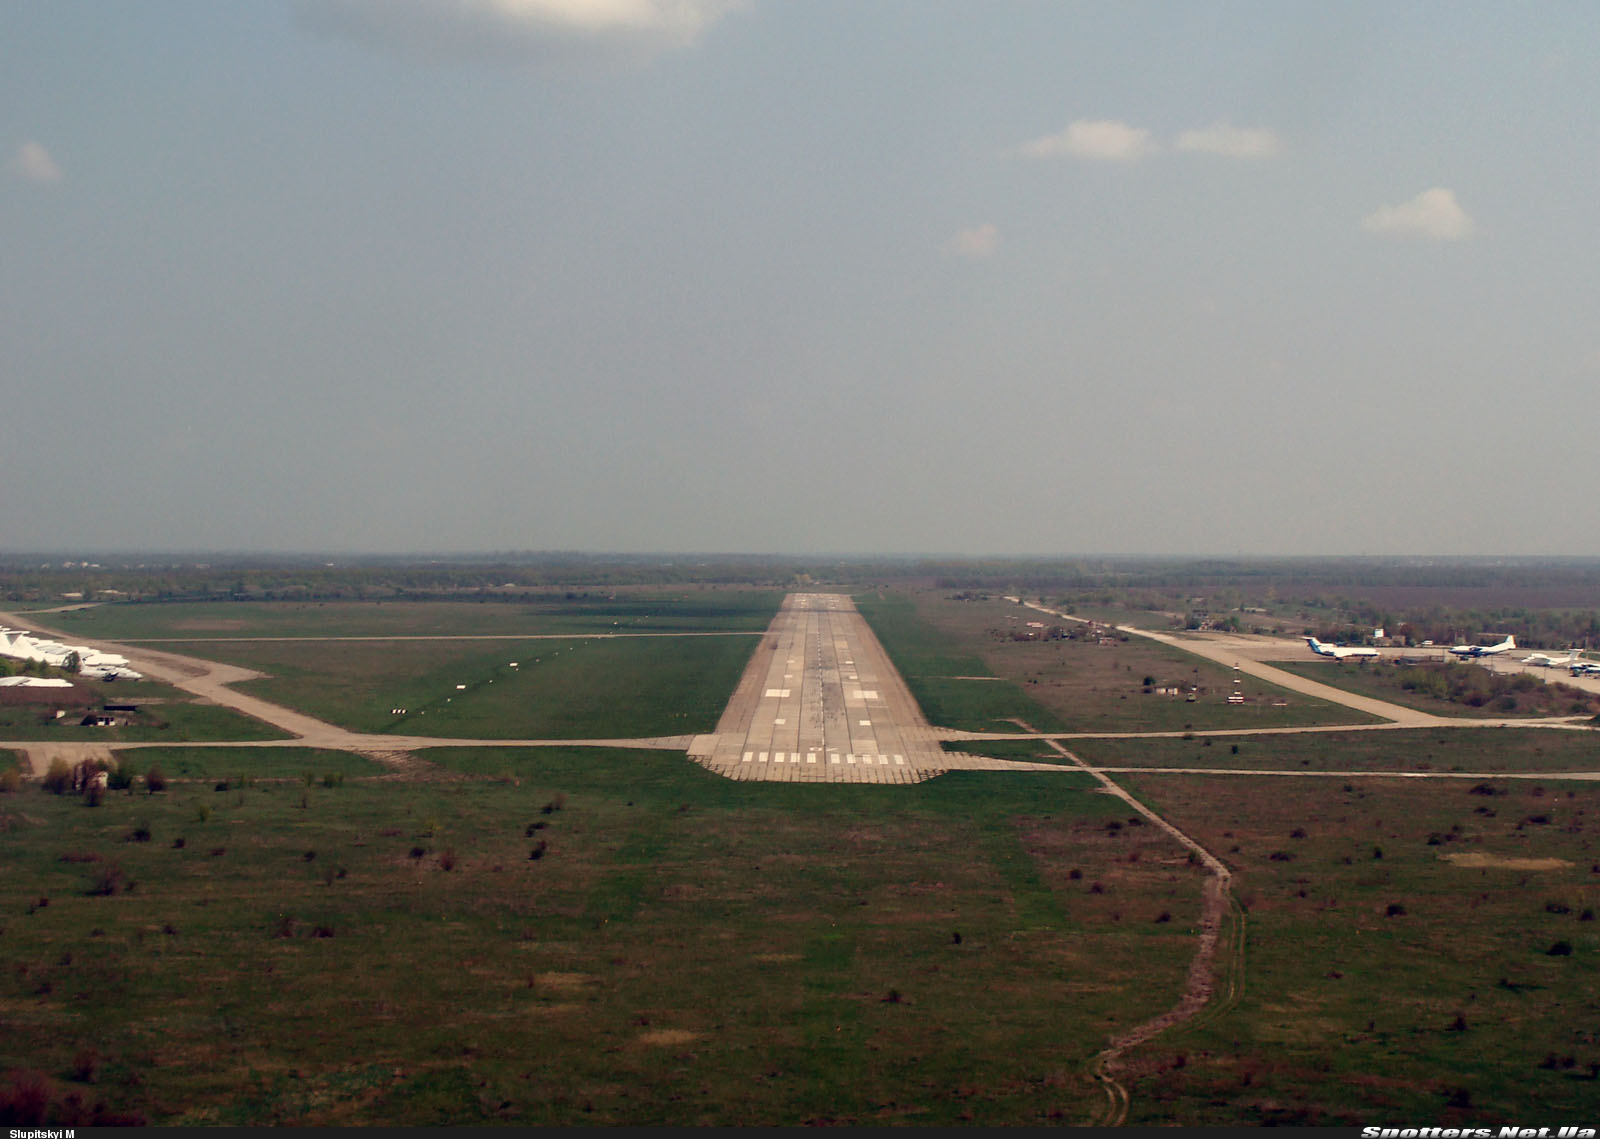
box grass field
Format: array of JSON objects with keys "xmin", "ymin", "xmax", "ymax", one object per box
[
  {"xmin": 36, "ymin": 592, "xmax": 783, "ymax": 641},
  {"xmin": 110, "ymin": 747, "xmax": 391, "ymax": 781},
  {"xmin": 0, "ymin": 676, "xmax": 290, "ymax": 744},
  {"xmin": 859, "ymin": 591, "xmax": 1375, "ymax": 733},
  {"xmin": 150, "ymin": 636, "xmax": 758, "ymax": 739},
  {"xmin": 853, "ymin": 593, "xmax": 1068, "ymax": 733},
  {"xmin": 0, "ymin": 750, "xmax": 1212, "ymax": 1126},
  {"xmin": 1069, "ymin": 729, "xmax": 1600, "ymax": 774},
  {"xmin": 1116, "ymin": 772, "xmax": 1600, "ymax": 1124},
  {"xmin": 6, "ymin": 587, "xmax": 1600, "ymax": 1125}
]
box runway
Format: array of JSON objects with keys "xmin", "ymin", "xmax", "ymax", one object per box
[{"xmin": 689, "ymin": 593, "xmax": 961, "ymax": 783}]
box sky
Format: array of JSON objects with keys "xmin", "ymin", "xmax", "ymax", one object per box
[{"xmin": 4, "ymin": 1, "xmax": 1599, "ymax": 557}]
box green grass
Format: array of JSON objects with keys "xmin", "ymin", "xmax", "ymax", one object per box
[
  {"xmin": 943, "ymin": 738, "xmax": 1078, "ymax": 766},
  {"xmin": 40, "ymin": 592, "xmax": 783, "ymax": 640},
  {"xmin": 0, "ymin": 750, "xmax": 1204, "ymax": 1126},
  {"xmin": 1116, "ymin": 772, "xmax": 1600, "ymax": 1124},
  {"xmin": 860, "ymin": 591, "xmax": 1373, "ymax": 734},
  {"xmin": 854, "ymin": 593, "xmax": 1069, "ymax": 732},
  {"xmin": 1070, "ymin": 728, "xmax": 1600, "ymax": 774},
  {"xmin": 150, "ymin": 636, "xmax": 757, "ymax": 739},
  {"xmin": 109, "ymin": 748, "xmax": 389, "ymax": 781}
]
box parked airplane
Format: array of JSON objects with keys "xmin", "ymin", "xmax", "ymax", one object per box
[
  {"xmin": 1305, "ymin": 637, "xmax": 1380, "ymax": 661},
  {"xmin": 1448, "ymin": 635, "xmax": 1515, "ymax": 659},
  {"xmin": 1570, "ymin": 661, "xmax": 1600, "ymax": 677},
  {"xmin": 1522, "ymin": 651, "xmax": 1580, "ymax": 669}
]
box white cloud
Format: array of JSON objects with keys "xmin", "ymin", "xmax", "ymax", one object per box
[
  {"xmin": 1015, "ymin": 119, "xmax": 1157, "ymax": 162},
  {"xmin": 12, "ymin": 141, "xmax": 63, "ymax": 184},
  {"xmin": 1176, "ymin": 122, "xmax": 1280, "ymax": 158},
  {"xmin": 944, "ymin": 223, "xmax": 1000, "ymax": 259},
  {"xmin": 1361, "ymin": 188, "xmax": 1475, "ymax": 241},
  {"xmin": 298, "ymin": 0, "xmax": 741, "ymax": 64}
]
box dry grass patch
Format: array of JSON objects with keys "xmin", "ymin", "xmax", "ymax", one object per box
[{"xmin": 1441, "ymin": 853, "xmax": 1572, "ymax": 871}]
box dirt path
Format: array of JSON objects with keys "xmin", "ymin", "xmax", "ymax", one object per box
[{"xmin": 1022, "ymin": 730, "xmax": 1242, "ymax": 1127}]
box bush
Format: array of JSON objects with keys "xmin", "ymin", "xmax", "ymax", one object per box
[
  {"xmin": 1546, "ymin": 940, "xmax": 1573, "ymax": 957},
  {"xmin": 144, "ymin": 765, "xmax": 166, "ymax": 794},
  {"xmin": 41, "ymin": 759, "xmax": 73, "ymax": 796},
  {"xmin": 0, "ymin": 769, "xmax": 20, "ymax": 794},
  {"xmin": 86, "ymin": 864, "xmax": 130, "ymax": 897},
  {"xmin": 106, "ymin": 765, "xmax": 135, "ymax": 792},
  {"xmin": 71, "ymin": 1049, "xmax": 100, "ymax": 1083}
]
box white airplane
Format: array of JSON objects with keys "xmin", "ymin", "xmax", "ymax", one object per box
[
  {"xmin": 1448, "ymin": 635, "xmax": 1515, "ymax": 659},
  {"xmin": 1305, "ymin": 637, "xmax": 1380, "ymax": 661},
  {"xmin": 1569, "ymin": 661, "xmax": 1600, "ymax": 677},
  {"xmin": 1521, "ymin": 651, "xmax": 1580, "ymax": 669}
]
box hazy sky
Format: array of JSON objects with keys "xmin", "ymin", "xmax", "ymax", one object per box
[{"xmin": 5, "ymin": 1, "xmax": 1598, "ymax": 556}]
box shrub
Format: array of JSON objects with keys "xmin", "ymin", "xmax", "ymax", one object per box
[
  {"xmin": 1546, "ymin": 940, "xmax": 1573, "ymax": 957},
  {"xmin": 42, "ymin": 759, "xmax": 73, "ymax": 796},
  {"xmin": 106, "ymin": 765, "xmax": 135, "ymax": 792},
  {"xmin": 71, "ymin": 1049, "xmax": 100, "ymax": 1083},
  {"xmin": 1385, "ymin": 902, "xmax": 1407, "ymax": 917},
  {"xmin": 0, "ymin": 769, "xmax": 20, "ymax": 794},
  {"xmin": 124, "ymin": 823, "xmax": 152, "ymax": 844},
  {"xmin": 438, "ymin": 848, "xmax": 457, "ymax": 871},
  {"xmin": 87, "ymin": 864, "xmax": 130, "ymax": 897},
  {"xmin": 144, "ymin": 766, "xmax": 166, "ymax": 794},
  {"xmin": 528, "ymin": 840, "xmax": 547, "ymax": 861},
  {"xmin": 82, "ymin": 782, "xmax": 104, "ymax": 808}
]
